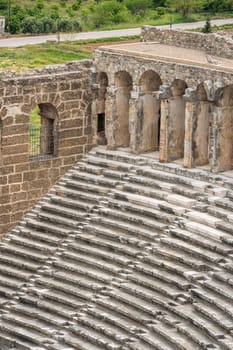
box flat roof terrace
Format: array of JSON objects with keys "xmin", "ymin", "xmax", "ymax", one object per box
[{"xmin": 97, "ymin": 42, "xmax": 233, "ymax": 73}]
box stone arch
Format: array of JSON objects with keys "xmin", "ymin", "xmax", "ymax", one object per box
[
  {"xmin": 96, "ymin": 72, "xmax": 108, "ymax": 145},
  {"xmin": 114, "ymin": 71, "xmax": 133, "ymax": 147},
  {"xmin": 217, "ymin": 84, "xmax": 233, "ymax": 171},
  {"xmin": 139, "ymin": 70, "xmax": 161, "ymax": 93},
  {"xmin": 131, "ymin": 70, "xmax": 162, "ymax": 153},
  {"xmin": 169, "ymin": 79, "xmax": 187, "ymax": 160},
  {"xmin": 29, "ymin": 103, "xmax": 58, "ymax": 158}
]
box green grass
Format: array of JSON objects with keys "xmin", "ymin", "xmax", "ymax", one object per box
[{"xmin": 0, "ymin": 35, "xmax": 139, "ymax": 72}]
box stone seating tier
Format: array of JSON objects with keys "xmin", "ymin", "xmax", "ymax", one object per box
[{"xmin": 0, "ymin": 146, "xmax": 233, "ymax": 349}]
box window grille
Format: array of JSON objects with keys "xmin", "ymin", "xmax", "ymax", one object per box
[{"xmin": 29, "ymin": 123, "xmax": 58, "ymax": 159}]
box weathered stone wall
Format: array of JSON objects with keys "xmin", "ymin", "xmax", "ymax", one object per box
[
  {"xmin": 0, "ymin": 60, "xmax": 94, "ymax": 235},
  {"xmin": 141, "ymin": 26, "xmax": 233, "ymax": 59},
  {"xmin": 94, "ymin": 46, "xmax": 233, "ymax": 172}
]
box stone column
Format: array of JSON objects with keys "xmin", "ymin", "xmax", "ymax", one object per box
[
  {"xmin": 158, "ymin": 85, "xmax": 172, "ymax": 163},
  {"xmin": 129, "ymin": 85, "xmax": 142, "ymax": 153},
  {"xmin": 204, "ymin": 80, "xmax": 225, "ymax": 172},
  {"xmin": 91, "ymin": 83, "xmax": 99, "ymax": 146},
  {"xmin": 105, "ymin": 85, "xmax": 117, "ymax": 149},
  {"xmin": 183, "ymin": 88, "xmax": 198, "ymax": 168}
]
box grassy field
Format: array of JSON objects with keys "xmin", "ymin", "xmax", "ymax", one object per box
[{"xmin": 0, "ymin": 36, "xmax": 139, "ymax": 72}]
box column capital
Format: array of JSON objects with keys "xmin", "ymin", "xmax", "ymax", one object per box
[
  {"xmin": 107, "ymin": 86, "xmax": 117, "ymax": 96},
  {"xmin": 131, "ymin": 85, "xmax": 140, "ymax": 99},
  {"xmin": 157, "ymin": 84, "xmax": 172, "ymax": 99},
  {"xmin": 183, "ymin": 88, "xmax": 198, "ymax": 102},
  {"xmin": 204, "ymin": 79, "xmax": 224, "ymax": 101}
]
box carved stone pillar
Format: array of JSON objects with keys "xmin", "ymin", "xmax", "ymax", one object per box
[
  {"xmin": 129, "ymin": 85, "xmax": 141, "ymax": 153},
  {"xmin": 91, "ymin": 83, "xmax": 99, "ymax": 146},
  {"xmin": 158, "ymin": 85, "xmax": 172, "ymax": 162},
  {"xmin": 183, "ymin": 88, "xmax": 198, "ymax": 168},
  {"xmin": 204, "ymin": 79, "xmax": 225, "ymax": 172},
  {"xmin": 105, "ymin": 86, "xmax": 117, "ymax": 149}
]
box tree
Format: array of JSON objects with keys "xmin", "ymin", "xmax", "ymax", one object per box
[{"xmin": 166, "ymin": 0, "xmax": 201, "ymax": 17}]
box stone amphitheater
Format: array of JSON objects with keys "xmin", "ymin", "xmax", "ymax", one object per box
[{"xmin": 1, "ymin": 27, "xmax": 233, "ymax": 350}]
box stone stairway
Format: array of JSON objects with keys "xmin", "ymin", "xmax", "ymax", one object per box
[{"xmin": 0, "ymin": 145, "xmax": 233, "ymax": 350}]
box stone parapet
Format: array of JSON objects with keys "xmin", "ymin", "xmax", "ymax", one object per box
[{"xmin": 141, "ymin": 26, "xmax": 233, "ymax": 59}]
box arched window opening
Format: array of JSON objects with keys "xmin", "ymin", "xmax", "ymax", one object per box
[
  {"xmin": 114, "ymin": 71, "xmax": 133, "ymax": 147},
  {"xmin": 97, "ymin": 72, "xmax": 108, "ymax": 145},
  {"xmin": 29, "ymin": 103, "xmax": 58, "ymax": 159}
]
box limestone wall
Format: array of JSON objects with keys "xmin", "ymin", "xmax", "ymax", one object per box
[
  {"xmin": 0, "ymin": 60, "xmax": 94, "ymax": 234},
  {"xmin": 141, "ymin": 26, "xmax": 233, "ymax": 59}
]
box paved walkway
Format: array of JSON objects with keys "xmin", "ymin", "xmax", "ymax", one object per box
[{"xmin": 0, "ymin": 17, "xmax": 233, "ymax": 48}]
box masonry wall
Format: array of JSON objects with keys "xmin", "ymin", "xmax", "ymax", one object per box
[
  {"xmin": 141, "ymin": 26, "xmax": 233, "ymax": 59},
  {"xmin": 0, "ymin": 60, "xmax": 94, "ymax": 235}
]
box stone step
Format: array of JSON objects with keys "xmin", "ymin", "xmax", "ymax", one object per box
[
  {"xmin": 160, "ymin": 237, "xmax": 226, "ymax": 264},
  {"xmin": 41, "ymin": 202, "xmax": 87, "ymax": 222},
  {"xmin": 182, "ymin": 220, "xmax": 226, "ymax": 242},
  {"xmin": 69, "ymin": 237, "xmax": 133, "ymax": 267},
  {"xmin": 11, "ymin": 303, "xmax": 66, "ymax": 327},
  {"xmin": 152, "ymin": 246, "xmax": 211, "ymax": 271},
  {"xmin": 35, "ymin": 275, "xmax": 94, "ymax": 301},
  {"xmin": 45, "ymin": 268, "xmax": 104, "ymax": 291},
  {"xmin": 75, "ymin": 232, "xmax": 141, "ymax": 259},
  {"xmin": 38, "ymin": 211, "xmax": 81, "ymax": 229},
  {"xmin": 26, "ymin": 218, "xmax": 70, "ymax": 237},
  {"xmin": 191, "ymin": 288, "xmax": 233, "ymax": 320},
  {"xmin": 2, "ymin": 313, "xmax": 53, "ymax": 338},
  {"xmin": 39, "ymin": 289, "xmax": 88, "ymax": 312},
  {"xmin": 76, "ymin": 161, "xmax": 103, "ymax": 175},
  {"xmin": 62, "ymin": 250, "xmax": 120, "ymax": 278},
  {"xmin": 0, "ymin": 333, "xmax": 34, "ymax": 350},
  {"xmin": 175, "ymin": 321, "xmax": 218, "ymax": 349},
  {"xmin": 98, "ymin": 207, "xmax": 167, "ymax": 234},
  {"xmin": 67, "ymin": 319, "xmax": 121, "ymax": 350},
  {"xmin": 0, "ymin": 244, "xmax": 47, "ymax": 263},
  {"xmin": 54, "ymin": 257, "xmax": 111, "ymax": 284},
  {"xmin": 55, "ymin": 185, "xmax": 102, "ymax": 204},
  {"xmin": 76, "ymin": 313, "xmax": 134, "ymax": 345},
  {"xmin": 86, "ymin": 220, "xmax": 159, "ymax": 244},
  {"xmin": 132, "ymin": 261, "xmax": 190, "ymax": 292},
  {"xmin": 18, "ymin": 226, "xmax": 61, "ymax": 246},
  {"xmin": 184, "ymin": 211, "xmax": 222, "ymax": 228},
  {"xmin": 87, "ymin": 155, "xmax": 137, "ymax": 172},
  {"xmin": 208, "ymin": 205, "xmax": 233, "ymax": 223},
  {"xmin": 149, "ymin": 323, "xmax": 198, "ymax": 350},
  {"xmin": 113, "ymin": 191, "xmax": 186, "ymax": 215},
  {"xmin": 137, "ymin": 167, "xmax": 208, "ymax": 191},
  {"xmin": 65, "ymin": 178, "xmax": 111, "ymax": 196},
  {"xmin": 0, "ymin": 253, "xmax": 39, "ymax": 272},
  {"xmin": 193, "ymin": 301, "xmax": 233, "ymax": 332},
  {"xmin": 9, "ymin": 235, "xmax": 56, "ymax": 254},
  {"xmin": 64, "ymin": 333, "xmax": 106, "ymax": 350},
  {"xmin": 102, "ymin": 168, "xmax": 128, "ymax": 180},
  {"xmin": 50, "ymin": 194, "xmax": 94, "ymax": 212},
  {"xmin": 94, "ymin": 148, "xmax": 144, "ymax": 165},
  {"xmin": 0, "ymin": 321, "xmax": 45, "ymax": 345},
  {"xmin": 71, "ymin": 171, "xmax": 118, "ymax": 188},
  {"xmin": 170, "ymin": 227, "xmax": 233, "ymax": 255},
  {"xmin": 203, "ymin": 279, "xmax": 233, "ymax": 303},
  {"xmin": 122, "ymin": 182, "xmax": 167, "ymax": 201},
  {"xmin": 108, "ymin": 198, "xmax": 174, "ymax": 223}
]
